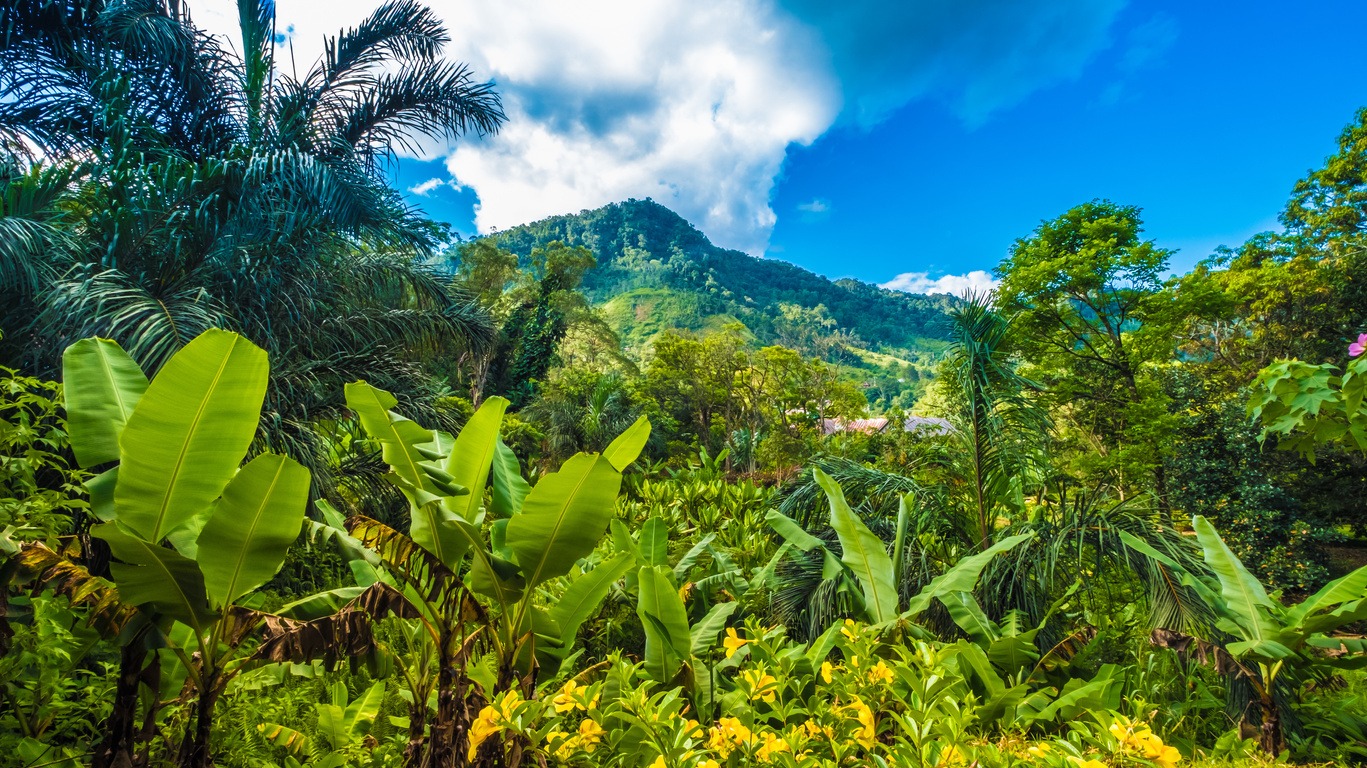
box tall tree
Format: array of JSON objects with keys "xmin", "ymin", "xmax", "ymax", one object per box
[
  {"xmin": 996, "ymin": 201, "xmax": 1178, "ymax": 508},
  {"xmin": 0, "ymin": 0, "xmax": 504, "ymax": 492}
]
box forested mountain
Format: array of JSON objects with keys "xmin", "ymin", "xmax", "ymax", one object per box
[{"xmin": 487, "ymin": 199, "xmax": 956, "ymax": 361}]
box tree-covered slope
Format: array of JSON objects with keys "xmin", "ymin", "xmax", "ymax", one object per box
[{"xmin": 488, "ymin": 199, "xmax": 956, "ymax": 358}]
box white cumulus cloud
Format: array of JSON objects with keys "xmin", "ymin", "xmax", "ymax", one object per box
[
  {"xmin": 880, "ymin": 270, "xmax": 1000, "ymax": 296},
  {"xmin": 195, "ymin": 0, "xmax": 1126, "ymax": 255}
]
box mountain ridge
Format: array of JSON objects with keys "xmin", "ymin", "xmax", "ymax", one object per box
[{"xmin": 487, "ymin": 199, "xmax": 956, "ymax": 366}]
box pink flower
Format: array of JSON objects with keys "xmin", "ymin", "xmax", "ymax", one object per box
[{"xmin": 1351, "ymin": 333, "xmax": 1367, "ymax": 358}]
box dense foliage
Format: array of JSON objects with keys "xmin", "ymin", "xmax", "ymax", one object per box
[{"xmin": 3, "ymin": 2, "xmax": 1367, "ymax": 768}]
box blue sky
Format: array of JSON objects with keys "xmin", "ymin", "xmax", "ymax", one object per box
[{"xmin": 365, "ymin": 0, "xmax": 1367, "ymax": 293}]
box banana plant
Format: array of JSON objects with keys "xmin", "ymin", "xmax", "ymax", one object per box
[
  {"xmin": 766, "ymin": 468, "xmax": 1033, "ymax": 630},
  {"xmin": 52, "ymin": 331, "xmax": 324, "ymax": 768},
  {"xmin": 341, "ymin": 381, "xmax": 648, "ymax": 768},
  {"xmin": 1122, "ymin": 516, "xmax": 1367, "ymax": 754}
]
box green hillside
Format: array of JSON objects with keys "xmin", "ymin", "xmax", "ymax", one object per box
[{"xmin": 489, "ymin": 199, "xmax": 957, "ymax": 363}]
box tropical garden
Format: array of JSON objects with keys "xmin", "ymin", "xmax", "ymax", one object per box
[{"xmin": 2, "ymin": 2, "xmax": 1367, "ymax": 768}]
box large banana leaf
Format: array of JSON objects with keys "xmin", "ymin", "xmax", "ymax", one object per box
[
  {"xmin": 506, "ymin": 454, "xmax": 622, "ymax": 589},
  {"xmin": 602, "ymin": 416, "xmax": 650, "ymax": 471},
  {"xmin": 93, "ymin": 522, "xmax": 216, "ymax": 631},
  {"xmin": 346, "ymin": 381, "xmax": 471, "ymax": 565},
  {"xmin": 490, "ymin": 439, "xmax": 530, "ymax": 519},
  {"xmin": 1192, "ymin": 516, "xmax": 1279, "ymax": 645},
  {"xmin": 902, "ymin": 533, "xmax": 1035, "ymax": 618},
  {"xmin": 545, "ymin": 551, "xmax": 636, "ymax": 664},
  {"xmin": 195, "ymin": 453, "xmax": 310, "ymax": 608},
  {"xmin": 442, "ymin": 396, "xmax": 508, "ymax": 523},
  {"xmin": 114, "ymin": 330, "xmax": 268, "ymax": 542},
  {"xmin": 61, "ymin": 338, "xmax": 148, "ymax": 468},
  {"xmin": 1285, "ymin": 564, "xmax": 1367, "ymax": 627},
  {"xmin": 637, "ymin": 565, "xmax": 691, "ymax": 681},
  {"xmin": 345, "ymin": 382, "xmax": 437, "ymax": 495},
  {"xmin": 640, "ymin": 516, "xmax": 669, "ymax": 566},
  {"xmin": 814, "ymin": 468, "xmax": 898, "ymax": 623}
]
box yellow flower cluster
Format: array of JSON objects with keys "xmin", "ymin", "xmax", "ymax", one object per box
[
  {"xmin": 844, "ymin": 697, "xmax": 877, "ymax": 749},
  {"xmin": 865, "ymin": 660, "xmax": 895, "ymax": 685},
  {"xmin": 706, "ymin": 717, "xmax": 756, "ymax": 758},
  {"xmin": 550, "ymin": 679, "xmax": 598, "ymax": 714},
  {"xmin": 1106, "ymin": 716, "xmax": 1181, "ymax": 768},
  {"xmin": 546, "ymin": 718, "xmax": 606, "ymax": 760},
  {"xmin": 467, "ymin": 689, "xmax": 524, "ymax": 761}
]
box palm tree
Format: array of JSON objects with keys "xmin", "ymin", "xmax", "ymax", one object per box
[
  {"xmin": 768, "ymin": 297, "xmax": 1211, "ymax": 640},
  {"xmin": 0, "ymin": 0, "xmax": 505, "ymax": 493}
]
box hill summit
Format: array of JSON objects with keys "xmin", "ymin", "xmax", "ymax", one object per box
[{"xmin": 489, "ymin": 199, "xmax": 956, "ymax": 364}]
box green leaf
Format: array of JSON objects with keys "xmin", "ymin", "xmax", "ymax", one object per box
[
  {"xmin": 505, "ymin": 454, "xmax": 622, "ymax": 589},
  {"xmin": 640, "ymin": 516, "xmax": 669, "ymax": 566},
  {"xmin": 689, "ymin": 602, "xmax": 738, "ymax": 657},
  {"xmin": 317, "ymin": 681, "xmax": 385, "ymax": 751},
  {"xmin": 1192, "ymin": 516, "xmax": 1279, "ymax": 645},
  {"xmin": 61, "ymin": 338, "xmax": 148, "ymax": 468},
  {"xmin": 345, "ymin": 381, "xmax": 436, "ymax": 495},
  {"xmin": 195, "ymin": 454, "xmax": 310, "ymax": 609},
  {"xmin": 548, "ymin": 552, "xmax": 636, "ymax": 651},
  {"xmin": 942, "ymin": 591, "xmax": 998, "ymax": 645},
  {"xmin": 636, "ymin": 565, "xmax": 690, "ymax": 681},
  {"xmin": 443, "ymin": 397, "xmax": 509, "ymax": 523},
  {"xmin": 602, "ymin": 415, "xmax": 651, "ymax": 471},
  {"xmin": 85, "ymin": 467, "xmax": 118, "ymax": 522},
  {"xmin": 114, "ymin": 330, "xmax": 268, "ymax": 542},
  {"xmin": 1286, "ymin": 564, "xmax": 1367, "ymax": 626},
  {"xmin": 490, "ymin": 438, "xmax": 530, "ymax": 519},
  {"xmin": 764, "ymin": 510, "xmax": 827, "ymax": 552},
  {"xmin": 93, "ymin": 522, "xmax": 215, "ymax": 631},
  {"xmin": 902, "ymin": 533, "xmax": 1035, "ymax": 618},
  {"xmin": 814, "ymin": 468, "xmax": 898, "ymax": 623}
]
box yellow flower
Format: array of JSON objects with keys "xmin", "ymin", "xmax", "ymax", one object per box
[
  {"xmin": 466, "ymin": 705, "xmax": 502, "ymax": 761},
  {"xmin": 937, "ymin": 744, "xmax": 965, "ymax": 766},
  {"xmin": 820, "ymin": 661, "xmax": 835, "ymax": 683},
  {"xmin": 756, "ymin": 733, "xmax": 791, "ymax": 762},
  {"xmin": 1066, "ymin": 758, "xmax": 1107, "ymax": 768},
  {"xmin": 577, "ymin": 718, "xmax": 605, "ymax": 752},
  {"xmin": 649, "ymin": 757, "xmax": 667, "ymax": 768},
  {"xmin": 707, "ymin": 717, "xmax": 754, "ymax": 758},
  {"xmin": 723, "ymin": 627, "xmax": 749, "ymax": 658},
  {"xmin": 552, "ymin": 680, "xmax": 582, "ymax": 713},
  {"xmin": 1156, "ymin": 744, "xmax": 1181, "ymax": 768},
  {"xmin": 866, "ymin": 660, "xmax": 894, "ymax": 685},
  {"xmin": 1027, "ymin": 743, "xmax": 1052, "ymax": 758},
  {"xmin": 846, "ymin": 698, "xmax": 876, "ymax": 750},
  {"xmin": 741, "ymin": 668, "xmax": 779, "ymax": 703},
  {"xmin": 840, "ymin": 618, "xmax": 859, "ymax": 641},
  {"xmin": 684, "ymin": 718, "xmax": 703, "ymax": 738},
  {"xmin": 547, "ymin": 731, "xmax": 576, "ymax": 760}
]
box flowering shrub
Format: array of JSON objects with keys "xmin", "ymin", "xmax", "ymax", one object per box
[{"xmin": 462, "ymin": 620, "xmax": 1186, "ymax": 768}]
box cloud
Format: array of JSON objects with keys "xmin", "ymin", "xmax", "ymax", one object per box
[
  {"xmin": 780, "ymin": 0, "xmax": 1127, "ymax": 127},
  {"xmin": 1120, "ymin": 13, "xmax": 1178, "ymax": 73},
  {"xmin": 880, "ymin": 270, "xmax": 1000, "ymax": 296},
  {"xmin": 196, "ymin": 0, "xmax": 1128, "ymax": 254},
  {"xmin": 408, "ymin": 177, "xmax": 462, "ymax": 196},
  {"xmin": 796, "ymin": 197, "xmax": 831, "ymax": 222}
]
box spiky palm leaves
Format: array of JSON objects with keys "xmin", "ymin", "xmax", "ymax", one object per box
[
  {"xmin": 771, "ymin": 462, "xmax": 1212, "ymax": 643},
  {"xmin": 0, "ymin": 0, "xmax": 504, "ymax": 494},
  {"xmin": 769, "ymin": 298, "xmax": 1211, "ymax": 641}
]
